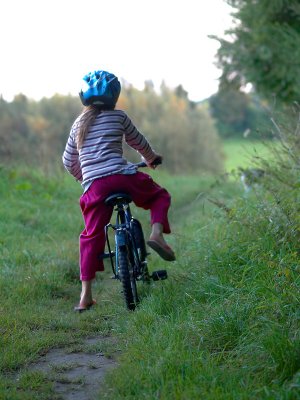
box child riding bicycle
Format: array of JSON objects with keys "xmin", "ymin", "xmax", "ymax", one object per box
[{"xmin": 62, "ymin": 70, "xmax": 175, "ymax": 312}]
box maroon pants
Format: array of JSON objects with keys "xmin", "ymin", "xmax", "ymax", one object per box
[{"xmin": 79, "ymin": 172, "xmax": 171, "ymax": 281}]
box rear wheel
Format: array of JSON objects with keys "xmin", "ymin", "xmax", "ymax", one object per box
[{"xmin": 118, "ymin": 247, "xmax": 139, "ymax": 310}]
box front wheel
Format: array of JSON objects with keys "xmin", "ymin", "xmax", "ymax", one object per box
[
  {"xmin": 118, "ymin": 247, "xmax": 139, "ymax": 310},
  {"xmin": 131, "ymin": 218, "xmax": 147, "ymax": 262},
  {"xmin": 130, "ymin": 219, "xmax": 150, "ymax": 282}
]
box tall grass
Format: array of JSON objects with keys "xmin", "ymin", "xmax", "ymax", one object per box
[{"xmin": 101, "ymin": 121, "xmax": 300, "ymax": 398}]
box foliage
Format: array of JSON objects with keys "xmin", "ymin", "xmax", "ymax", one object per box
[
  {"xmin": 120, "ymin": 81, "xmax": 224, "ymax": 173},
  {"xmin": 0, "ymin": 94, "xmax": 81, "ymax": 170},
  {"xmin": 213, "ymin": 0, "xmax": 300, "ymax": 104},
  {"xmin": 209, "ymin": 88, "xmax": 271, "ymax": 139},
  {"xmin": 0, "ymin": 83, "xmax": 224, "ymax": 174}
]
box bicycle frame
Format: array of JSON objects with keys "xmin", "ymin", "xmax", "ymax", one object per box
[
  {"xmin": 101, "ymin": 159, "xmax": 167, "ymax": 310},
  {"xmin": 104, "ymin": 199, "xmax": 141, "ymax": 280}
]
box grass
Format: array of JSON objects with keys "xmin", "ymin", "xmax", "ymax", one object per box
[
  {"xmin": 101, "ymin": 136, "xmax": 300, "ymax": 398},
  {"xmin": 0, "ymin": 164, "xmax": 216, "ymax": 399},
  {"xmin": 0, "ymin": 167, "xmax": 112, "ymax": 399},
  {"xmin": 222, "ymin": 138, "xmax": 275, "ymax": 172},
  {"xmin": 1, "ymin": 136, "xmax": 300, "ymax": 399}
]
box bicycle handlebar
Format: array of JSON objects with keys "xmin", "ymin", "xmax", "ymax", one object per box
[
  {"xmin": 135, "ymin": 157, "xmax": 162, "ymax": 168},
  {"xmin": 135, "ymin": 162, "xmax": 147, "ymax": 168}
]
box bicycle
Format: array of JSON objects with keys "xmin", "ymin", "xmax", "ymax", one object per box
[{"xmin": 101, "ymin": 161, "xmax": 168, "ymax": 311}]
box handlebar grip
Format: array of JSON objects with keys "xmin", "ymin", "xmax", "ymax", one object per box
[
  {"xmin": 152, "ymin": 157, "xmax": 162, "ymax": 166},
  {"xmin": 136, "ymin": 157, "xmax": 162, "ymax": 168}
]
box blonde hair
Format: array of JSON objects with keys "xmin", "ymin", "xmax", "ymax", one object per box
[{"xmin": 76, "ymin": 105, "xmax": 100, "ymax": 150}]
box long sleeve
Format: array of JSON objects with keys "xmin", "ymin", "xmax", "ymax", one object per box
[
  {"xmin": 122, "ymin": 114, "xmax": 157, "ymax": 163},
  {"xmin": 62, "ymin": 133, "xmax": 83, "ymax": 182},
  {"xmin": 62, "ymin": 110, "xmax": 158, "ymax": 189}
]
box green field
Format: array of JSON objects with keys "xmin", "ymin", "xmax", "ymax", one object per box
[
  {"xmin": 222, "ymin": 139, "xmax": 276, "ymax": 171},
  {"xmin": 1, "ymin": 139, "xmax": 299, "ymax": 399}
]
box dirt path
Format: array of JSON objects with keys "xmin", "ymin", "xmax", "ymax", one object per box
[{"xmin": 27, "ymin": 336, "xmax": 117, "ymax": 400}]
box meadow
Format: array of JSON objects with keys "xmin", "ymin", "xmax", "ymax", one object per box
[
  {"xmin": 0, "ymin": 138, "xmax": 299, "ymax": 399},
  {"xmin": 222, "ymin": 139, "xmax": 274, "ymax": 171}
]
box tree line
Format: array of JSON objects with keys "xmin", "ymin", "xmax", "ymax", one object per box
[
  {"xmin": 208, "ymin": 89, "xmax": 271, "ymax": 139},
  {"xmin": 0, "ymin": 83, "xmax": 224, "ymax": 174}
]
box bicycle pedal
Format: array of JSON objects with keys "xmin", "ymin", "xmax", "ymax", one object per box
[{"xmin": 151, "ymin": 270, "xmax": 168, "ymax": 281}]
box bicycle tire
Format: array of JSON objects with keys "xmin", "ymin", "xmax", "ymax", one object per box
[
  {"xmin": 118, "ymin": 247, "xmax": 139, "ymax": 310},
  {"xmin": 130, "ymin": 219, "xmax": 151, "ymax": 282},
  {"xmin": 131, "ymin": 219, "xmax": 147, "ymax": 262}
]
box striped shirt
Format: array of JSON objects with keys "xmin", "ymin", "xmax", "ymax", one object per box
[{"xmin": 62, "ymin": 109, "xmax": 156, "ymax": 191}]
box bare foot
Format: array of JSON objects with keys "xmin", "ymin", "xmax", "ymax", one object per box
[
  {"xmin": 148, "ymin": 223, "xmax": 176, "ymax": 261},
  {"xmin": 149, "ymin": 233, "xmax": 169, "ymax": 249},
  {"xmin": 75, "ymin": 280, "xmax": 95, "ymax": 310},
  {"xmin": 79, "ymin": 295, "xmax": 94, "ymax": 308},
  {"xmin": 147, "ymin": 234, "xmax": 176, "ymax": 262},
  {"xmin": 74, "ymin": 299, "xmax": 96, "ymax": 312}
]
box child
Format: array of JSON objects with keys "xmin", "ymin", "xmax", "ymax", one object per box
[{"xmin": 62, "ymin": 70, "xmax": 175, "ymax": 312}]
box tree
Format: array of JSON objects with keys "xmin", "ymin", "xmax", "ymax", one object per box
[
  {"xmin": 209, "ymin": 88, "xmax": 270, "ymax": 139},
  {"xmin": 119, "ymin": 83, "xmax": 224, "ymax": 173},
  {"xmin": 213, "ymin": 0, "xmax": 300, "ymax": 104}
]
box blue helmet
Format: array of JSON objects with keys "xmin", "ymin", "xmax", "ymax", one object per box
[{"xmin": 79, "ymin": 70, "xmax": 121, "ymax": 107}]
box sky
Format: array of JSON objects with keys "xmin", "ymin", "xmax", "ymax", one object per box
[{"xmin": 0, "ymin": 0, "xmax": 234, "ymax": 102}]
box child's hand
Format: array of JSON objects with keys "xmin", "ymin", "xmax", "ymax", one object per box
[
  {"xmin": 151, "ymin": 154, "xmax": 163, "ymax": 169},
  {"xmin": 142, "ymin": 154, "xmax": 163, "ymax": 169}
]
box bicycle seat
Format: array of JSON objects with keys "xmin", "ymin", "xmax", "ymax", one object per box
[{"xmin": 104, "ymin": 192, "xmax": 132, "ymax": 206}]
